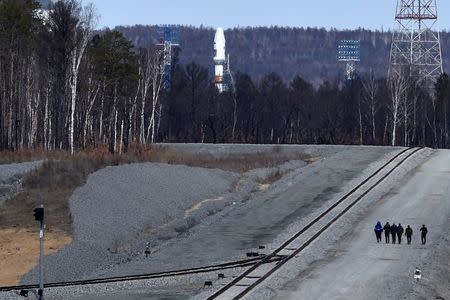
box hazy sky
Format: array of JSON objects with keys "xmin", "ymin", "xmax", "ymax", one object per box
[{"xmin": 89, "ymin": 0, "xmax": 450, "ymax": 31}]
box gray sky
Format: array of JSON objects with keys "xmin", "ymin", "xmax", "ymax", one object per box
[{"xmin": 89, "ymin": 0, "xmax": 450, "ymax": 31}]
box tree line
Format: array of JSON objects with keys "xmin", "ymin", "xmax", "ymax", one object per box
[{"xmin": 0, "ymin": 0, "xmax": 449, "ymax": 153}]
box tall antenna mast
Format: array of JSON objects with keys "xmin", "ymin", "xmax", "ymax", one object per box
[{"xmin": 389, "ymin": 0, "xmax": 443, "ymax": 86}]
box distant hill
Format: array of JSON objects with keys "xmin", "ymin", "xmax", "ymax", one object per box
[{"xmin": 115, "ymin": 25, "xmax": 450, "ymax": 84}]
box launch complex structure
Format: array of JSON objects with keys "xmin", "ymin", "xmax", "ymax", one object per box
[
  {"xmin": 154, "ymin": 26, "xmax": 234, "ymax": 94},
  {"xmin": 145, "ymin": 1, "xmax": 445, "ymax": 96}
]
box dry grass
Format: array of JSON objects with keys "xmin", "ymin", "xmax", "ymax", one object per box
[
  {"xmin": 0, "ymin": 148, "xmax": 67, "ymax": 165},
  {"xmin": 1, "ymin": 149, "xmax": 111, "ymax": 232},
  {"xmin": 146, "ymin": 146, "xmax": 312, "ymax": 173}
]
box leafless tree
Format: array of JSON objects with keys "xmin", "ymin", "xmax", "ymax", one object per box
[
  {"xmin": 146, "ymin": 50, "xmax": 164, "ymax": 144},
  {"xmin": 389, "ymin": 72, "xmax": 409, "ymax": 146},
  {"xmin": 68, "ymin": 3, "xmax": 97, "ymax": 154},
  {"xmin": 362, "ymin": 71, "xmax": 379, "ymax": 143}
]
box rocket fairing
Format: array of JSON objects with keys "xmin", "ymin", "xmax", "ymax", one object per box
[{"xmin": 214, "ymin": 28, "xmax": 226, "ymax": 93}]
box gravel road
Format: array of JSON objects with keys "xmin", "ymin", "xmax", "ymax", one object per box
[{"xmin": 245, "ymin": 149, "xmax": 449, "ymax": 300}]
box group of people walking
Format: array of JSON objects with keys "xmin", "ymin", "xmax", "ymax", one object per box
[{"xmin": 374, "ymin": 221, "xmax": 428, "ymax": 245}]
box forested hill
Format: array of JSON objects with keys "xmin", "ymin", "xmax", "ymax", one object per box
[{"xmin": 116, "ymin": 25, "xmax": 450, "ymax": 84}]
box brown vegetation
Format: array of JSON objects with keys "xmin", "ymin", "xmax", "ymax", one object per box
[{"xmin": 147, "ymin": 146, "xmax": 312, "ymax": 173}]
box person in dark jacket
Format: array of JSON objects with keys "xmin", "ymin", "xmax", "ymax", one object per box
[
  {"xmin": 390, "ymin": 223, "xmax": 397, "ymax": 244},
  {"xmin": 383, "ymin": 222, "xmax": 391, "ymax": 243},
  {"xmin": 405, "ymin": 225, "xmax": 413, "ymax": 244},
  {"xmin": 420, "ymin": 224, "xmax": 428, "ymax": 245},
  {"xmin": 374, "ymin": 221, "xmax": 383, "ymax": 243},
  {"xmin": 397, "ymin": 223, "xmax": 404, "ymax": 244}
]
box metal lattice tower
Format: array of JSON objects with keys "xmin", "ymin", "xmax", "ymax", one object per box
[
  {"xmin": 389, "ymin": 0, "xmax": 443, "ymax": 86},
  {"xmin": 156, "ymin": 25, "xmax": 180, "ymax": 89},
  {"xmin": 337, "ymin": 40, "xmax": 361, "ymax": 81}
]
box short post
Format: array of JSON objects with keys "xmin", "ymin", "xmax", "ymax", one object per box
[
  {"xmin": 33, "ymin": 205, "xmax": 45, "ymax": 300},
  {"xmin": 414, "ymin": 267, "xmax": 421, "ymax": 282}
]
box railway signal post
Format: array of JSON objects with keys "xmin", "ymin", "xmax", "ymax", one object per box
[{"xmin": 33, "ymin": 205, "xmax": 45, "ymax": 300}]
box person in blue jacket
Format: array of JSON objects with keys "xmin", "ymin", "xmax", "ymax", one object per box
[{"xmin": 374, "ymin": 221, "xmax": 383, "ymax": 243}]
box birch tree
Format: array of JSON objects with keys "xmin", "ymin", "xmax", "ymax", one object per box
[
  {"xmin": 362, "ymin": 71, "xmax": 379, "ymax": 143},
  {"xmin": 145, "ymin": 50, "xmax": 164, "ymax": 144},
  {"xmin": 68, "ymin": 2, "xmax": 97, "ymax": 154},
  {"xmin": 389, "ymin": 73, "xmax": 408, "ymax": 146}
]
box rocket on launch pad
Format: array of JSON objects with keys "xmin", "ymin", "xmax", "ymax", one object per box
[{"xmin": 214, "ymin": 28, "xmax": 226, "ymax": 93}]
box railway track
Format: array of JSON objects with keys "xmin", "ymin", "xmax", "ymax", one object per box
[
  {"xmin": 208, "ymin": 147, "xmax": 423, "ymax": 299},
  {"xmin": 0, "ymin": 256, "xmax": 283, "ymax": 292}
]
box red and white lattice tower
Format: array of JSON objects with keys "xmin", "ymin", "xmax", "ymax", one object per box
[{"xmin": 389, "ymin": 0, "xmax": 443, "ymax": 86}]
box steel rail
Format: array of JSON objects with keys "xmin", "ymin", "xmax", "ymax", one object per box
[{"xmin": 0, "ymin": 256, "xmax": 282, "ymax": 292}]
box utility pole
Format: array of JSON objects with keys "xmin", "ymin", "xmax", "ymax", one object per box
[{"xmin": 33, "ymin": 205, "xmax": 45, "ymax": 300}]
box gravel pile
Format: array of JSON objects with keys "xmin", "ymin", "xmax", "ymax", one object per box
[{"xmin": 22, "ymin": 163, "xmax": 238, "ymax": 283}]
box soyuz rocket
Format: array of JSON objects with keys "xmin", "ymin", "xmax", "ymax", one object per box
[{"xmin": 214, "ymin": 28, "xmax": 226, "ymax": 93}]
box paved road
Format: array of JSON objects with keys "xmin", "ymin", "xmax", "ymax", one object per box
[{"xmin": 277, "ymin": 150, "xmax": 450, "ymax": 300}]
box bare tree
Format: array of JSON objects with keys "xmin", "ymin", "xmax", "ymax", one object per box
[
  {"xmin": 68, "ymin": 2, "xmax": 97, "ymax": 154},
  {"xmin": 362, "ymin": 71, "xmax": 379, "ymax": 143},
  {"xmin": 389, "ymin": 73, "xmax": 408, "ymax": 146},
  {"xmin": 358, "ymin": 98, "xmax": 363, "ymax": 145},
  {"xmin": 146, "ymin": 50, "xmax": 164, "ymax": 144}
]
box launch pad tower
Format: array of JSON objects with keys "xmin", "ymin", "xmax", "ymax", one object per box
[
  {"xmin": 389, "ymin": 0, "xmax": 443, "ymax": 86},
  {"xmin": 156, "ymin": 25, "xmax": 180, "ymax": 89}
]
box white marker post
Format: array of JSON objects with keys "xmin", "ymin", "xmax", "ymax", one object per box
[{"xmin": 414, "ymin": 268, "xmax": 422, "ymax": 282}]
